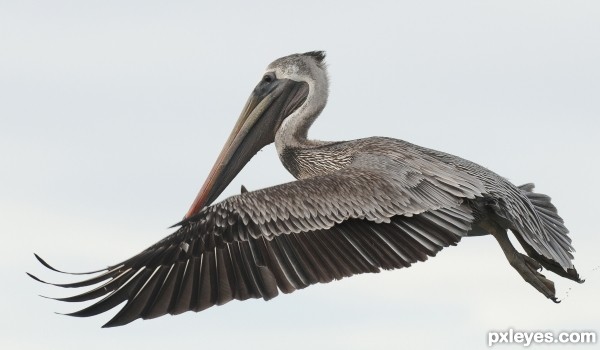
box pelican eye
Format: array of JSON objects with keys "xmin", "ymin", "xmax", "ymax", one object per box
[{"xmin": 262, "ymin": 73, "xmax": 275, "ymax": 83}]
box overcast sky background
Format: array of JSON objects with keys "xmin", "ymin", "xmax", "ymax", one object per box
[{"xmin": 1, "ymin": 1, "xmax": 599, "ymax": 349}]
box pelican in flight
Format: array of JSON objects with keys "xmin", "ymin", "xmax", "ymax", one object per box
[{"xmin": 30, "ymin": 51, "xmax": 582, "ymax": 327}]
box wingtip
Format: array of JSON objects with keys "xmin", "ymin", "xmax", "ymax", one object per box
[
  {"xmin": 64, "ymin": 308, "xmax": 92, "ymax": 318},
  {"xmin": 39, "ymin": 293, "xmax": 83, "ymax": 302},
  {"xmin": 33, "ymin": 253, "xmax": 108, "ymax": 275},
  {"xmin": 34, "ymin": 253, "xmax": 59, "ymax": 272},
  {"xmin": 27, "ymin": 272, "xmax": 59, "ymax": 287},
  {"xmin": 54, "ymin": 311, "xmax": 73, "ymax": 317},
  {"xmin": 33, "ymin": 253, "xmax": 73, "ymax": 274},
  {"xmin": 101, "ymin": 319, "xmax": 123, "ymax": 328},
  {"xmin": 102, "ymin": 313, "xmax": 138, "ymax": 328},
  {"xmin": 26, "ymin": 272, "xmax": 44, "ymax": 283}
]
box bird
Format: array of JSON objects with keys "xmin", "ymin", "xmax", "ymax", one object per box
[{"xmin": 29, "ymin": 51, "xmax": 583, "ymax": 328}]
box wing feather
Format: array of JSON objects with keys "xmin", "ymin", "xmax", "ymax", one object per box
[{"xmin": 31, "ymin": 161, "xmax": 479, "ymax": 327}]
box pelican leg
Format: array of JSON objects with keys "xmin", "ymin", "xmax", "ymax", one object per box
[{"xmin": 482, "ymin": 221, "xmax": 558, "ymax": 302}]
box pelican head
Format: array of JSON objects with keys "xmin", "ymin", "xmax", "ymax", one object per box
[{"xmin": 184, "ymin": 51, "xmax": 328, "ymax": 219}]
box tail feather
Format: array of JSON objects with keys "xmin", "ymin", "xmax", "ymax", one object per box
[{"xmin": 517, "ymin": 183, "xmax": 583, "ymax": 283}]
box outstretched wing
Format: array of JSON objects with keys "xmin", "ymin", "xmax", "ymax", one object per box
[{"xmin": 31, "ymin": 162, "xmax": 484, "ymax": 327}]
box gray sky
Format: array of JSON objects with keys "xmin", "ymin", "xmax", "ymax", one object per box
[{"xmin": 2, "ymin": 1, "xmax": 599, "ymax": 349}]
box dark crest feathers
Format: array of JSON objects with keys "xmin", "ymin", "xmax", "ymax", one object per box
[{"xmin": 303, "ymin": 51, "xmax": 326, "ymax": 64}]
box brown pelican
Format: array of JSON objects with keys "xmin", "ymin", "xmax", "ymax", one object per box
[{"xmin": 30, "ymin": 51, "xmax": 583, "ymax": 327}]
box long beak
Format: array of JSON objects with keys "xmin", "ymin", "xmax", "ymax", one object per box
[{"xmin": 182, "ymin": 79, "xmax": 309, "ymax": 221}]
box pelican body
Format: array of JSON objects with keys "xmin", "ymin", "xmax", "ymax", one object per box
[{"xmin": 31, "ymin": 51, "xmax": 582, "ymax": 327}]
